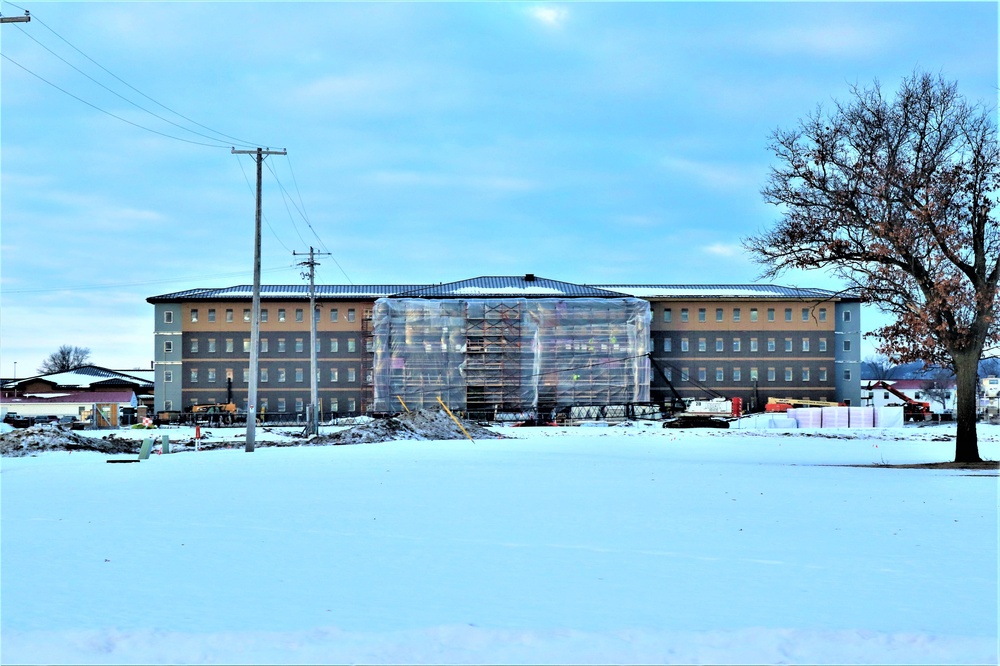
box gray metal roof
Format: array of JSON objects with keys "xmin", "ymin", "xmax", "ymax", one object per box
[
  {"xmin": 392, "ymin": 276, "xmax": 629, "ymax": 299},
  {"xmin": 149, "ymin": 280, "xmax": 854, "ymax": 303}
]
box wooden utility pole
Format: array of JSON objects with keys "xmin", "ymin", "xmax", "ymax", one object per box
[
  {"xmin": 232, "ymin": 146, "xmax": 286, "ymax": 452},
  {"xmin": 0, "ymin": 11, "xmax": 30, "ymax": 23},
  {"xmin": 293, "ymin": 247, "xmax": 329, "ymax": 436}
]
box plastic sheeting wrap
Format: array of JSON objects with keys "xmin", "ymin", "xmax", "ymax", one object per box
[
  {"xmin": 822, "ymin": 406, "xmax": 851, "ymax": 428},
  {"xmin": 875, "ymin": 406, "xmax": 905, "ymax": 427},
  {"xmin": 787, "ymin": 408, "xmax": 823, "ymax": 428},
  {"xmin": 849, "ymin": 407, "xmax": 875, "ymax": 428},
  {"xmin": 371, "ymin": 297, "xmax": 651, "ymax": 414}
]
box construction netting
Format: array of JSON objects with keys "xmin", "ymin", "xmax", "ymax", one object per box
[{"xmin": 371, "ymin": 298, "xmax": 651, "ymax": 416}]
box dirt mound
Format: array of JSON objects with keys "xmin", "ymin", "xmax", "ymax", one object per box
[
  {"xmin": 0, "ymin": 425, "xmax": 140, "ymax": 457},
  {"xmin": 312, "ymin": 408, "xmax": 504, "ymax": 445}
]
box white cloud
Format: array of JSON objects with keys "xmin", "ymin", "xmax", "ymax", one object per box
[{"xmin": 529, "ymin": 6, "xmax": 569, "ymax": 28}]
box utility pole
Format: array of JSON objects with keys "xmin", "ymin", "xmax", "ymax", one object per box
[
  {"xmin": 232, "ymin": 146, "xmax": 286, "ymax": 452},
  {"xmin": 293, "ymin": 246, "xmax": 329, "ymax": 436},
  {"xmin": 0, "ymin": 10, "xmax": 30, "ymax": 23}
]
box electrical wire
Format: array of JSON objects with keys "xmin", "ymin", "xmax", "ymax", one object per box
[{"xmin": 234, "ymin": 153, "xmax": 294, "ymax": 254}]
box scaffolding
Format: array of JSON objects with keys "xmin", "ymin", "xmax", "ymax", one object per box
[{"xmin": 371, "ymin": 297, "xmax": 651, "ymax": 416}]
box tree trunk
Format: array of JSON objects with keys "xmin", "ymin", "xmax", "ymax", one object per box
[{"xmin": 952, "ymin": 350, "xmax": 982, "ymax": 463}]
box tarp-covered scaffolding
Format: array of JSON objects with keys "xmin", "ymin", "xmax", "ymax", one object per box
[{"xmin": 371, "ymin": 298, "xmax": 651, "ymax": 415}]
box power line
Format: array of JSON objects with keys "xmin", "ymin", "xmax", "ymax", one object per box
[{"xmin": 235, "ymin": 154, "xmax": 294, "ymax": 253}]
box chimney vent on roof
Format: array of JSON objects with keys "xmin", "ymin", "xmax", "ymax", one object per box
[{"xmin": 524, "ymin": 273, "xmax": 536, "ymax": 282}]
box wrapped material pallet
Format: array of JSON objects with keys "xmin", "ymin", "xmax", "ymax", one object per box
[
  {"xmin": 787, "ymin": 407, "xmax": 823, "ymax": 428},
  {"xmin": 767, "ymin": 416, "xmax": 797, "ymax": 430},
  {"xmin": 849, "ymin": 406, "xmax": 875, "ymax": 428},
  {"xmin": 822, "ymin": 406, "xmax": 851, "ymax": 428},
  {"xmin": 875, "ymin": 406, "xmax": 905, "ymax": 428}
]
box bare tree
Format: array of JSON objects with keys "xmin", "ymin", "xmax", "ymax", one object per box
[
  {"xmin": 920, "ymin": 368, "xmax": 957, "ymax": 413},
  {"xmin": 862, "ymin": 355, "xmax": 900, "ymax": 381},
  {"xmin": 38, "ymin": 345, "xmax": 91, "ymax": 374},
  {"xmin": 745, "ymin": 71, "xmax": 999, "ymax": 463}
]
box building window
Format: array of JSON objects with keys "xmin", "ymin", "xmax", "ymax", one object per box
[
  {"xmin": 261, "ymin": 309, "xmax": 268, "ymax": 323},
  {"xmin": 208, "ymin": 338, "xmax": 218, "ymax": 353},
  {"xmin": 750, "ymin": 338, "xmax": 758, "ymax": 352},
  {"xmin": 681, "ymin": 368, "xmax": 689, "ymax": 382},
  {"xmin": 330, "ymin": 338, "xmax": 339, "ymax": 353},
  {"xmin": 225, "ymin": 368, "xmax": 234, "ymax": 382},
  {"xmin": 296, "ymin": 308, "xmax": 304, "ymax": 322},
  {"xmin": 802, "ymin": 307, "xmax": 810, "ymax": 322},
  {"xmin": 242, "ymin": 367, "xmax": 249, "ymax": 383},
  {"xmin": 663, "ymin": 338, "xmax": 672, "ymax": 352},
  {"xmin": 278, "ymin": 368, "xmax": 286, "ymax": 383},
  {"xmin": 715, "ymin": 308, "xmax": 724, "ymax": 322},
  {"xmin": 330, "ymin": 397, "xmax": 339, "ymax": 412},
  {"xmin": 366, "ymin": 339, "xmax": 375, "ymax": 353},
  {"xmin": 295, "ymin": 368, "xmax": 304, "ymax": 383},
  {"xmin": 663, "ymin": 308, "xmax": 671, "ymax": 323},
  {"xmin": 680, "ymin": 308, "xmax": 689, "ymax": 322},
  {"xmin": 278, "ymin": 338, "xmax": 286, "ymax": 353},
  {"xmin": 278, "ymin": 398, "xmax": 286, "ymax": 412},
  {"xmin": 348, "ymin": 398, "xmax": 357, "ymax": 412},
  {"xmin": 261, "ymin": 367, "xmax": 269, "ymax": 382},
  {"xmin": 208, "ymin": 308, "xmax": 216, "ymax": 323},
  {"xmin": 295, "ymin": 398, "xmax": 304, "ymax": 413},
  {"xmin": 226, "ymin": 338, "xmax": 234, "ymax": 353},
  {"xmin": 315, "ymin": 338, "xmax": 321, "ymax": 352},
  {"xmin": 314, "ymin": 308, "xmax": 321, "ymax": 323},
  {"xmin": 348, "ymin": 368, "xmax": 357, "ymax": 382},
  {"xmin": 190, "ymin": 309, "xmax": 199, "ymax": 323},
  {"xmin": 164, "ymin": 370, "xmax": 173, "ymax": 383},
  {"xmin": 191, "ymin": 338, "xmax": 199, "ymax": 353},
  {"xmin": 843, "ymin": 310, "xmax": 852, "ymax": 322},
  {"xmin": 802, "ymin": 338, "xmax": 810, "ymax": 352},
  {"xmin": 843, "ymin": 340, "xmax": 852, "ymax": 352},
  {"xmin": 260, "ymin": 398, "xmax": 268, "ymax": 411},
  {"xmin": 785, "ymin": 308, "xmax": 792, "ymax": 322},
  {"xmin": 819, "ymin": 308, "xmax": 827, "ymax": 322},
  {"xmin": 681, "ymin": 338, "xmax": 689, "ymax": 352},
  {"xmin": 347, "ymin": 308, "xmax": 356, "ymax": 322},
  {"xmin": 715, "ymin": 368, "xmax": 724, "ymax": 382},
  {"xmin": 844, "ymin": 369, "xmax": 852, "ymax": 381},
  {"xmin": 767, "ymin": 308, "xmax": 775, "ymax": 322},
  {"xmin": 733, "ymin": 308, "xmax": 741, "ymax": 322},
  {"xmin": 348, "ymin": 338, "xmax": 357, "ymax": 353},
  {"xmin": 164, "ymin": 310, "xmax": 173, "ymax": 324},
  {"xmin": 330, "ymin": 308, "xmax": 339, "ymax": 322},
  {"xmin": 715, "ymin": 338, "xmax": 724, "ymax": 352},
  {"xmin": 226, "ymin": 309, "xmax": 234, "ymax": 323},
  {"xmin": 190, "ymin": 368, "xmax": 198, "ymax": 383},
  {"xmin": 819, "ymin": 368, "xmax": 828, "ymax": 382},
  {"xmin": 733, "ymin": 367, "xmax": 742, "ymax": 382},
  {"xmin": 208, "ymin": 368, "xmax": 217, "ymax": 383},
  {"xmin": 665, "ymin": 368, "xmax": 672, "ymax": 381},
  {"xmin": 330, "ymin": 368, "xmax": 339, "ymax": 382},
  {"xmin": 785, "ymin": 368, "xmax": 793, "ymax": 382},
  {"xmin": 819, "ymin": 338, "xmax": 827, "ymax": 352},
  {"xmin": 278, "ymin": 309, "xmax": 286, "ymax": 322},
  {"xmin": 164, "ymin": 340, "xmax": 173, "ymax": 354},
  {"xmin": 164, "ymin": 400, "xmax": 173, "ymax": 411},
  {"xmin": 750, "ymin": 367, "xmax": 759, "ymax": 381},
  {"xmin": 698, "ymin": 308, "xmax": 707, "ymax": 323},
  {"xmin": 243, "ymin": 338, "xmax": 250, "ymax": 353},
  {"xmin": 750, "ymin": 308, "xmax": 758, "ymax": 322},
  {"xmin": 260, "ymin": 338, "xmax": 269, "ymax": 353},
  {"xmin": 767, "ymin": 338, "xmax": 776, "ymax": 352},
  {"xmin": 295, "ymin": 338, "xmax": 304, "ymax": 353},
  {"xmin": 364, "ymin": 308, "xmax": 373, "ymax": 321},
  {"xmin": 767, "ymin": 367, "xmax": 776, "ymax": 382},
  {"xmin": 693, "ymin": 367, "xmax": 704, "ymax": 382},
  {"xmin": 243, "ymin": 309, "xmax": 251, "ymax": 323},
  {"xmin": 697, "ymin": 338, "xmax": 706, "ymax": 352},
  {"xmin": 802, "ymin": 368, "xmax": 810, "ymax": 382},
  {"xmin": 784, "ymin": 338, "xmax": 793, "ymax": 352},
  {"xmin": 733, "ymin": 338, "xmax": 741, "ymax": 352}
]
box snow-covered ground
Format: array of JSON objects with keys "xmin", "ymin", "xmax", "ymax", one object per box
[{"xmin": 2, "ymin": 421, "xmax": 997, "ymax": 664}]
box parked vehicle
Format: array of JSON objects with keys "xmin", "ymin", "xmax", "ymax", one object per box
[
  {"xmin": 32, "ymin": 415, "xmax": 60, "ymax": 425},
  {"xmin": 57, "ymin": 416, "xmax": 78, "ymax": 426},
  {"xmin": 3, "ymin": 412, "xmax": 21, "ymax": 424}
]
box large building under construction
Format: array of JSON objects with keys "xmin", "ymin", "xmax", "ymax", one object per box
[{"xmin": 148, "ymin": 275, "xmax": 861, "ymax": 418}]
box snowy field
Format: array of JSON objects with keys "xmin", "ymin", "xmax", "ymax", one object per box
[{"xmin": 2, "ymin": 421, "xmax": 998, "ymax": 664}]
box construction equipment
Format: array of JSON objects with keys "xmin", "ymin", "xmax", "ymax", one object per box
[
  {"xmin": 647, "ymin": 354, "xmax": 742, "ymax": 418},
  {"xmin": 765, "ymin": 397, "xmax": 844, "ymax": 412},
  {"xmin": 867, "ymin": 380, "xmax": 932, "ymax": 421}
]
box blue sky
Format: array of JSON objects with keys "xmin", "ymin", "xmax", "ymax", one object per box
[{"xmin": 1, "ymin": 1, "xmax": 996, "ymax": 375}]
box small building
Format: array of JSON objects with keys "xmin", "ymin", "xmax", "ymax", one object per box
[
  {"xmin": 1, "ymin": 390, "xmax": 138, "ymax": 425},
  {"xmin": 2, "ymin": 365, "xmax": 153, "ymax": 406},
  {"xmin": 862, "ymin": 378, "xmax": 957, "ymax": 414}
]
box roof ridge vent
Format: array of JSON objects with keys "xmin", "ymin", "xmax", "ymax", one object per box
[{"xmin": 524, "ymin": 273, "xmax": 536, "ymax": 282}]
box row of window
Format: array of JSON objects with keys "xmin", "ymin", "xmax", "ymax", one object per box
[
  {"xmin": 161, "ymin": 396, "xmax": 359, "ymax": 414},
  {"xmin": 168, "ymin": 336, "xmax": 370, "ymax": 354},
  {"xmin": 659, "ymin": 306, "xmax": 848, "ymax": 324},
  {"xmin": 162, "ymin": 306, "xmax": 373, "ymax": 325},
  {"xmin": 657, "ymin": 336, "xmax": 851, "ymax": 353},
  {"xmin": 165, "ymin": 367, "xmax": 368, "ymax": 384},
  {"xmin": 655, "ymin": 366, "xmax": 851, "ymax": 383}
]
